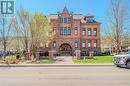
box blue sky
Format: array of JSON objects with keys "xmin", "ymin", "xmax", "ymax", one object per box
[{"xmin": 15, "ymin": 0, "xmax": 130, "ymax": 36}]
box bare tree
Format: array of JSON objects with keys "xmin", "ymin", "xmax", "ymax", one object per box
[
  {"xmin": 0, "ymin": 15, "xmax": 13, "ymax": 59},
  {"xmin": 105, "ymin": 0, "xmax": 130, "ymax": 54},
  {"xmin": 12, "ymin": 16, "xmax": 24, "ymax": 52},
  {"xmin": 17, "ymin": 8, "xmax": 30, "ymax": 53}
]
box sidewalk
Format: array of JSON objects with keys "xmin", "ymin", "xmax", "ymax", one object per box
[{"xmin": 0, "ymin": 63, "xmax": 114, "ymax": 67}]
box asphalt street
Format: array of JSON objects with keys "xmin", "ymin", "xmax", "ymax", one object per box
[{"xmin": 0, "ymin": 66, "xmax": 130, "ymax": 86}]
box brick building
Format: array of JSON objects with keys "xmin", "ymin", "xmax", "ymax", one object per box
[{"xmin": 43, "ymin": 7, "xmax": 101, "ymax": 56}]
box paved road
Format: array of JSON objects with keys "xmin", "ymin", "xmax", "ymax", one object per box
[{"xmin": 0, "ymin": 66, "xmax": 130, "ymax": 86}]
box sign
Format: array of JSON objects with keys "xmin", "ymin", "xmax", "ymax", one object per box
[{"xmin": 0, "ymin": 0, "xmax": 14, "ymax": 16}]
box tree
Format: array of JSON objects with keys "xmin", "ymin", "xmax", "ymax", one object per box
[
  {"xmin": 105, "ymin": 0, "xmax": 130, "ymax": 54},
  {"xmin": 13, "ymin": 9, "xmax": 53, "ymax": 60},
  {"xmin": 17, "ymin": 8, "xmax": 30, "ymax": 53},
  {"xmin": 12, "ymin": 16, "xmax": 24, "ymax": 52},
  {"xmin": 0, "ymin": 15, "xmax": 13, "ymax": 59},
  {"xmin": 29, "ymin": 13, "xmax": 53, "ymax": 59}
]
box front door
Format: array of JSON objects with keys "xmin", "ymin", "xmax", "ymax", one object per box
[{"xmin": 59, "ymin": 44, "xmax": 72, "ymax": 56}]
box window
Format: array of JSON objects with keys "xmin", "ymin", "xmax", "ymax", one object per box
[
  {"xmin": 88, "ymin": 28, "xmax": 91, "ymax": 36},
  {"xmin": 82, "ymin": 40, "xmax": 86, "ymax": 48},
  {"xmin": 53, "ymin": 41, "xmax": 56, "ymax": 48},
  {"xmin": 64, "ymin": 28, "xmax": 67, "ymax": 35},
  {"xmin": 45, "ymin": 43, "xmax": 49, "ymax": 48},
  {"xmin": 60, "ymin": 28, "xmax": 63, "ymax": 35},
  {"xmin": 68, "ymin": 28, "xmax": 71, "ymax": 35},
  {"xmin": 68, "ymin": 18, "xmax": 71, "ymax": 23},
  {"xmin": 94, "ymin": 28, "xmax": 97, "ymax": 36},
  {"xmin": 75, "ymin": 28, "xmax": 78, "ymax": 35},
  {"xmin": 88, "ymin": 40, "xmax": 91, "ymax": 47},
  {"xmin": 94, "ymin": 40, "xmax": 97, "ymax": 47},
  {"xmin": 82, "ymin": 28, "xmax": 86, "ymax": 36},
  {"xmin": 86, "ymin": 18, "xmax": 95, "ymax": 23},
  {"xmin": 60, "ymin": 17, "xmax": 63, "ymax": 23},
  {"xmin": 64, "ymin": 18, "xmax": 67, "ymax": 23},
  {"xmin": 75, "ymin": 42, "xmax": 78, "ymax": 48},
  {"xmin": 53, "ymin": 28, "xmax": 56, "ymax": 35}
]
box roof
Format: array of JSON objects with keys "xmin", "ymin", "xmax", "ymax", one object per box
[
  {"xmin": 63, "ymin": 6, "xmax": 69, "ymax": 13},
  {"xmin": 85, "ymin": 14, "xmax": 94, "ymax": 18}
]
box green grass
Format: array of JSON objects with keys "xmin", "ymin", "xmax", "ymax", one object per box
[
  {"xmin": 74, "ymin": 56, "xmax": 113, "ymax": 63},
  {"xmin": 0, "ymin": 59, "xmax": 4, "ymax": 64},
  {"xmin": 30, "ymin": 60, "xmax": 55, "ymax": 64}
]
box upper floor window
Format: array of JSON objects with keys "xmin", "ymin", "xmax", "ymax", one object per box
[
  {"xmin": 68, "ymin": 18, "xmax": 71, "ymax": 24},
  {"xmin": 64, "ymin": 28, "xmax": 67, "ymax": 35},
  {"xmin": 88, "ymin": 40, "xmax": 91, "ymax": 47},
  {"xmin": 75, "ymin": 42, "xmax": 78, "ymax": 48},
  {"xmin": 60, "ymin": 17, "xmax": 63, "ymax": 23},
  {"xmin": 82, "ymin": 40, "xmax": 86, "ymax": 48},
  {"xmin": 68, "ymin": 28, "xmax": 71, "ymax": 35},
  {"xmin": 88, "ymin": 28, "xmax": 91, "ymax": 36},
  {"xmin": 60, "ymin": 28, "xmax": 63, "ymax": 35},
  {"xmin": 53, "ymin": 28, "xmax": 56, "ymax": 35},
  {"xmin": 64, "ymin": 18, "xmax": 67, "ymax": 23},
  {"xmin": 94, "ymin": 40, "xmax": 97, "ymax": 47},
  {"xmin": 94, "ymin": 28, "xmax": 97, "ymax": 36},
  {"xmin": 82, "ymin": 28, "xmax": 86, "ymax": 36}
]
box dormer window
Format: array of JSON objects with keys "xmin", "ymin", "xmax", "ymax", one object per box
[
  {"xmin": 86, "ymin": 18, "xmax": 95, "ymax": 23},
  {"xmin": 84, "ymin": 14, "xmax": 96, "ymax": 23}
]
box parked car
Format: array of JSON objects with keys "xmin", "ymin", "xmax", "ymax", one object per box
[{"xmin": 113, "ymin": 51, "xmax": 130, "ymax": 69}]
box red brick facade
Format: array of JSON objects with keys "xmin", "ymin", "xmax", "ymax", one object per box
[{"xmin": 43, "ymin": 7, "xmax": 101, "ymax": 56}]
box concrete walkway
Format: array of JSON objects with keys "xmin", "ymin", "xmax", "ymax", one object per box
[
  {"xmin": 55, "ymin": 56, "xmax": 74, "ymax": 64},
  {"xmin": 0, "ymin": 63, "xmax": 114, "ymax": 67}
]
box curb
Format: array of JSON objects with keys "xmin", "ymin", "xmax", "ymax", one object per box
[{"xmin": 0, "ymin": 64, "xmax": 114, "ymax": 67}]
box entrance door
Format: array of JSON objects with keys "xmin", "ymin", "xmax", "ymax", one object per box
[{"xmin": 59, "ymin": 43, "xmax": 72, "ymax": 56}]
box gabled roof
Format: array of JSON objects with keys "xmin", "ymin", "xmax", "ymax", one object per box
[{"xmin": 63, "ymin": 6, "xmax": 69, "ymax": 13}]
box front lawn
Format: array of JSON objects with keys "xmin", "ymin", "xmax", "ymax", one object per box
[
  {"xmin": 74, "ymin": 56, "xmax": 113, "ymax": 63},
  {"xmin": 30, "ymin": 60, "xmax": 55, "ymax": 64},
  {"xmin": 0, "ymin": 59, "xmax": 4, "ymax": 64}
]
